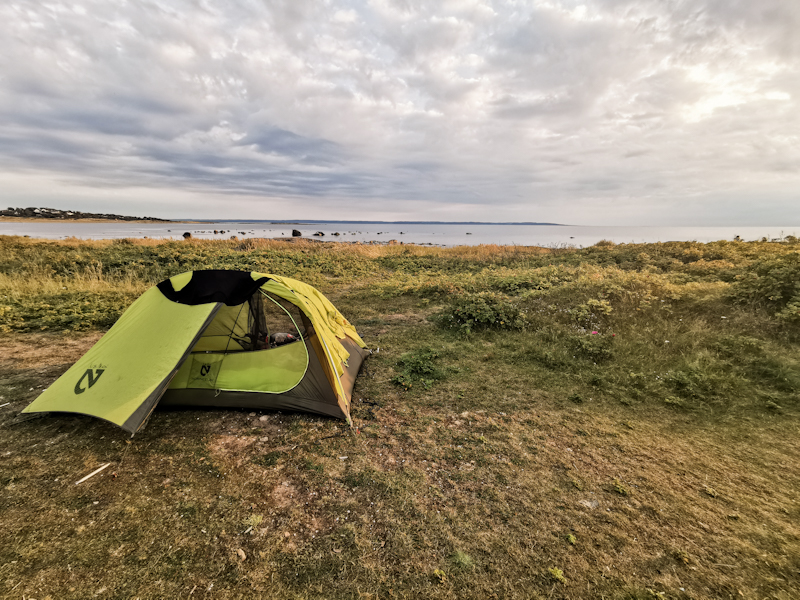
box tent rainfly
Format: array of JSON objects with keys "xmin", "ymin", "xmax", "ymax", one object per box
[{"xmin": 23, "ymin": 270, "xmax": 369, "ymax": 433}]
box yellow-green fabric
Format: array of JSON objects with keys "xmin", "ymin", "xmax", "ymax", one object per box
[
  {"xmin": 215, "ymin": 341, "xmax": 308, "ymax": 392},
  {"xmin": 22, "ymin": 287, "xmax": 217, "ymax": 429},
  {"xmin": 169, "ymin": 341, "xmax": 308, "ymax": 393},
  {"xmin": 255, "ymin": 273, "xmax": 366, "ymax": 377},
  {"xmin": 170, "ymin": 271, "xmax": 193, "ymax": 291},
  {"xmin": 191, "ymin": 303, "xmax": 248, "ymax": 351}
]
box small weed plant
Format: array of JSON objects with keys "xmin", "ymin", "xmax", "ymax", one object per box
[{"xmin": 450, "ymin": 550, "xmax": 475, "ymax": 570}]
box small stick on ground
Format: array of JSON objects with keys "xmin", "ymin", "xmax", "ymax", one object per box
[{"xmin": 75, "ymin": 462, "xmax": 111, "ymax": 485}]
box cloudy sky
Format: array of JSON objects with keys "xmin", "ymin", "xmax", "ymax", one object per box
[{"xmin": 1, "ymin": 0, "xmax": 798, "ymax": 224}]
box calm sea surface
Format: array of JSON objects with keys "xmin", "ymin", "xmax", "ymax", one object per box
[{"xmin": 1, "ymin": 221, "xmax": 798, "ymax": 247}]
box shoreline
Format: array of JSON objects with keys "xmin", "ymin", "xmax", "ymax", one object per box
[
  {"xmin": 1, "ymin": 221, "xmax": 796, "ymax": 246},
  {"xmin": 1, "ymin": 233, "xmax": 446, "ymax": 247},
  {"xmin": 0, "ymin": 217, "xmax": 196, "ymax": 224}
]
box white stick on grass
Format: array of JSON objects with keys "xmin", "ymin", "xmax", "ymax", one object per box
[{"xmin": 75, "ymin": 463, "xmax": 111, "ymax": 485}]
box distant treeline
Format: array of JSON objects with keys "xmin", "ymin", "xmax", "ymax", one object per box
[{"xmin": 0, "ymin": 207, "xmax": 170, "ymax": 222}]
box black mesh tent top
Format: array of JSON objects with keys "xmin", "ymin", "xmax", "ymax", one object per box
[{"xmin": 157, "ymin": 270, "xmax": 270, "ymax": 306}]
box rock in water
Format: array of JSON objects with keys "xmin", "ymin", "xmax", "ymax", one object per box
[{"xmin": 292, "ymin": 229, "xmax": 302, "ymax": 237}]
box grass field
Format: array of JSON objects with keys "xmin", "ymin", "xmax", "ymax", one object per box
[{"xmin": 1, "ymin": 236, "xmax": 799, "ymax": 599}]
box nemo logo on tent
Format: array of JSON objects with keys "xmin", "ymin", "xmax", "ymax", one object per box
[
  {"xmin": 74, "ymin": 369, "xmax": 105, "ymax": 394},
  {"xmin": 200, "ymin": 365, "xmax": 211, "ymax": 376}
]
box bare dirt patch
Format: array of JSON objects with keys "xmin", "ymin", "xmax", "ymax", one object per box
[
  {"xmin": 207, "ymin": 434, "xmax": 259, "ymax": 468},
  {"xmin": 0, "ymin": 331, "xmax": 101, "ymax": 370},
  {"xmin": 272, "ymin": 480, "xmax": 300, "ymax": 508}
]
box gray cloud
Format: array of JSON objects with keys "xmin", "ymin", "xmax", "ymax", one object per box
[{"xmin": 0, "ymin": 0, "xmax": 798, "ymax": 224}]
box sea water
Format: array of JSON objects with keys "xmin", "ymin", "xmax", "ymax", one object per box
[{"xmin": 0, "ymin": 220, "xmax": 797, "ymax": 247}]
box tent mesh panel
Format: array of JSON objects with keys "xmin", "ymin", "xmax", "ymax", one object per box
[{"xmin": 247, "ymin": 291, "xmax": 268, "ymax": 348}]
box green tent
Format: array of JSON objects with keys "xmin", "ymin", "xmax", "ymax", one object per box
[{"xmin": 23, "ymin": 270, "xmax": 369, "ymax": 433}]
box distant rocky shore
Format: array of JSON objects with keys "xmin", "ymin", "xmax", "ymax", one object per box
[{"xmin": 0, "ymin": 207, "xmax": 170, "ymax": 222}]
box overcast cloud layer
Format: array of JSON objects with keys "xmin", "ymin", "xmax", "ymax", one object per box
[{"xmin": 1, "ymin": 0, "xmax": 798, "ymax": 224}]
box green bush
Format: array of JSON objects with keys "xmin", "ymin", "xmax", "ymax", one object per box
[
  {"xmin": 567, "ymin": 298, "xmax": 612, "ymax": 329},
  {"xmin": 572, "ymin": 334, "xmax": 614, "ymax": 362},
  {"xmin": 712, "ymin": 335, "xmax": 764, "ymax": 359},
  {"xmin": 490, "ymin": 274, "xmax": 558, "ymax": 294},
  {"xmin": 531, "ymin": 349, "xmax": 570, "ymax": 370},
  {"xmin": 662, "ymin": 365, "xmax": 729, "ymax": 403},
  {"xmin": 776, "ymin": 301, "xmax": 800, "ymax": 324},
  {"xmin": 439, "ymin": 292, "xmax": 525, "ymax": 335},
  {"xmin": 392, "ymin": 347, "xmax": 443, "ymax": 390},
  {"xmin": 730, "ymin": 254, "xmax": 800, "ymax": 314}
]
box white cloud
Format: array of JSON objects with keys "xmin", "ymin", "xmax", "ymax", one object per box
[{"xmin": 0, "ymin": 0, "xmax": 798, "ymax": 224}]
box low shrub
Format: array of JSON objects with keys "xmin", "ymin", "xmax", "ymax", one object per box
[
  {"xmin": 567, "ymin": 298, "xmax": 612, "ymax": 329},
  {"xmin": 730, "ymin": 253, "xmax": 800, "ymax": 314},
  {"xmin": 392, "ymin": 347, "xmax": 444, "ymax": 390},
  {"xmin": 776, "ymin": 301, "xmax": 800, "ymax": 324},
  {"xmin": 572, "ymin": 334, "xmax": 614, "ymax": 362},
  {"xmin": 712, "ymin": 335, "xmax": 764, "ymax": 359},
  {"xmin": 531, "ymin": 349, "xmax": 571, "ymax": 370},
  {"xmin": 439, "ymin": 292, "xmax": 525, "ymax": 335},
  {"xmin": 662, "ymin": 365, "xmax": 730, "ymax": 403}
]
